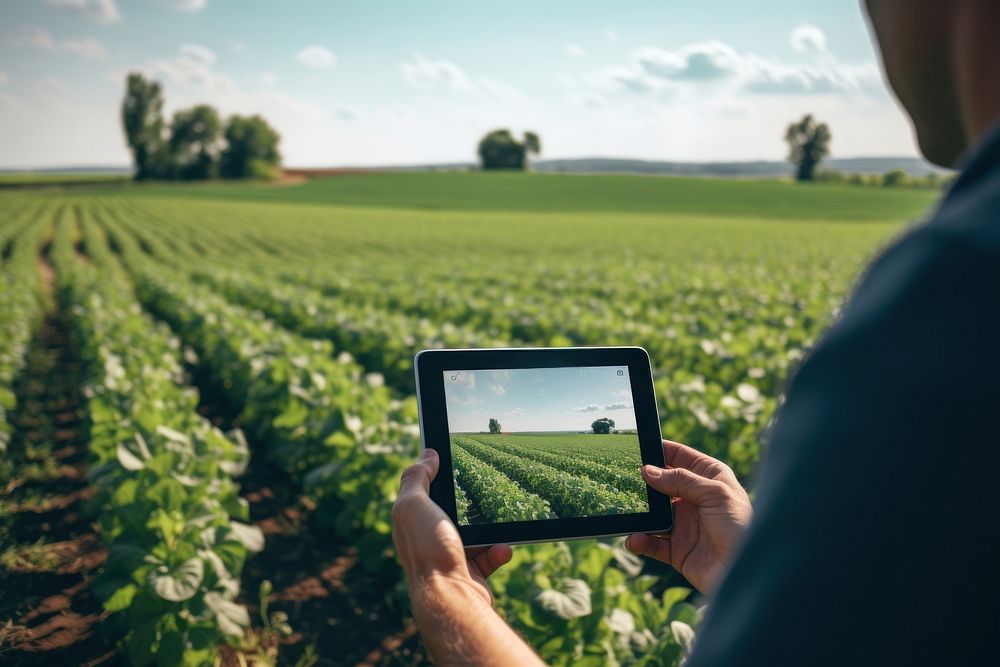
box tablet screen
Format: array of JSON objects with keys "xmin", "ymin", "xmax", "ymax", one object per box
[{"xmin": 442, "ymin": 366, "xmax": 648, "ymax": 526}]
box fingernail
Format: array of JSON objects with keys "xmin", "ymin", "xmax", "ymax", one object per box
[
  {"xmin": 421, "ymin": 448, "xmax": 434, "ymax": 459},
  {"xmin": 643, "ymin": 465, "xmax": 662, "ymax": 479}
]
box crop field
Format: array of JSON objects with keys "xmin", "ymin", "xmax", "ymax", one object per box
[
  {"xmin": 0, "ymin": 173, "xmax": 936, "ymax": 665},
  {"xmin": 452, "ymin": 434, "xmax": 646, "ymax": 525}
]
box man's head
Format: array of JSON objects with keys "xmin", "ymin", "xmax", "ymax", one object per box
[{"xmin": 863, "ymin": 0, "xmax": 1000, "ymax": 167}]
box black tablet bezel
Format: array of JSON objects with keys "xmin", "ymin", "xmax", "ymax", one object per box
[{"xmin": 414, "ymin": 346, "xmax": 673, "ymax": 547}]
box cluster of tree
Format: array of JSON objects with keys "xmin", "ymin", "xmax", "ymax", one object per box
[
  {"xmin": 785, "ymin": 114, "xmax": 831, "ymax": 181},
  {"xmin": 478, "ymin": 129, "xmax": 541, "ymax": 170},
  {"xmin": 488, "ymin": 418, "xmax": 502, "ymax": 434},
  {"xmin": 122, "ymin": 73, "xmax": 281, "ymax": 181},
  {"xmin": 813, "ymin": 168, "xmax": 954, "ymax": 189},
  {"xmin": 591, "ymin": 418, "xmax": 615, "ymax": 434}
]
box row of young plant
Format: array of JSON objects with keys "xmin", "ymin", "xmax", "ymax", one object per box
[
  {"xmin": 190, "ymin": 267, "xmax": 501, "ymax": 394},
  {"xmin": 453, "ymin": 437, "xmax": 645, "ymax": 517},
  {"xmin": 89, "ymin": 200, "xmax": 503, "ymax": 395},
  {"xmin": 451, "ymin": 443, "xmax": 556, "ymax": 523},
  {"xmin": 100, "ymin": 213, "xmax": 422, "ymax": 567},
  {"xmin": 463, "ymin": 435, "xmax": 647, "ymax": 498},
  {"xmin": 91, "ymin": 199, "xmax": 773, "ymax": 475},
  {"xmin": 100, "ymin": 204, "xmax": 705, "ymax": 666},
  {"xmin": 0, "ymin": 202, "xmax": 47, "ymax": 459},
  {"xmin": 52, "ymin": 207, "xmax": 264, "ymax": 666}
]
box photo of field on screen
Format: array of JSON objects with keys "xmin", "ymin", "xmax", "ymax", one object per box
[{"xmin": 442, "ymin": 366, "xmax": 648, "ymax": 526}]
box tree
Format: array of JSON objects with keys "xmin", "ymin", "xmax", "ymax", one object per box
[
  {"xmin": 591, "ymin": 417, "xmax": 615, "ymax": 434},
  {"xmin": 488, "ymin": 418, "xmax": 501, "ymax": 434},
  {"xmin": 121, "ymin": 73, "xmax": 167, "ymax": 180},
  {"xmin": 882, "ymin": 168, "xmax": 908, "ymax": 187},
  {"xmin": 169, "ymin": 104, "xmax": 223, "ymax": 180},
  {"xmin": 220, "ymin": 114, "xmax": 282, "ymax": 179},
  {"xmin": 784, "ymin": 114, "xmax": 831, "ymax": 182},
  {"xmin": 477, "ymin": 129, "xmax": 541, "ymax": 170}
]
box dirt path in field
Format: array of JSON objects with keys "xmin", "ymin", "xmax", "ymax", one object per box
[
  {"xmin": 184, "ymin": 365, "xmax": 426, "ymax": 666},
  {"xmin": 0, "ymin": 246, "xmax": 117, "ymax": 665}
]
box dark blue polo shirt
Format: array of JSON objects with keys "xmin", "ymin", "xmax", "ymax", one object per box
[{"xmin": 688, "ymin": 126, "xmax": 1000, "ymax": 665}]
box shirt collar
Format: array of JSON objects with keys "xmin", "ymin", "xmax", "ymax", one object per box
[{"xmin": 946, "ymin": 116, "xmax": 1000, "ymax": 198}]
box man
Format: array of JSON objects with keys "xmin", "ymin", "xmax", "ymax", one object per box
[{"xmin": 391, "ymin": 1, "xmax": 1000, "ymax": 664}]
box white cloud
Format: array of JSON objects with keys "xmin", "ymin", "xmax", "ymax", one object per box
[
  {"xmin": 790, "ymin": 24, "xmax": 828, "ymax": 55},
  {"xmin": 636, "ymin": 41, "xmax": 742, "ymax": 81},
  {"xmin": 61, "ymin": 37, "xmax": 107, "ymax": 58},
  {"xmin": 12, "ymin": 27, "xmax": 56, "ymax": 50},
  {"xmin": 296, "ymin": 45, "xmax": 337, "ymax": 69},
  {"xmin": 46, "ymin": 0, "xmax": 122, "ymax": 25},
  {"xmin": 489, "ymin": 383, "xmax": 506, "ymax": 396},
  {"xmin": 11, "ymin": 29, "xmax": 107, "ymax": 58},
  {"xmin": 135, "ymin": 46, "xmax": 235, "ymax": 92},
  {"xmin": 604, "ymin": 402, "xmax": 632, "ymax": 411},
  {"xmin": 477, "ymin": 77, "xmax": 529, "ymax": 104},
  {"xmin": 180, "ymin": 43, "xmax": 216, "ymax": 66},
  {"xmin": 242, "ymin": 71, "xmax": 277, "ymax": 86},
  {"xmin": 742, "ymin": 56, "xmax": 880, "ymax": 95},
  {"xmin": 576, "ymin": 404, "xmax": 602, "ymax": 412},
  {"xmin": 400, "ymin": 54, "xmax": 527, "ymax": 103},
  {"xmin": 401, "ymin": 53, "xmax": 476, "ymax": 93},
  {"xmin": 566, "ymin": 44, "xmax": 586, "ymax": 58},
  {"xmin": 163, "ymin": 0, "xmax": 208, "ymax": 11},
  {"xmin": 573, "ymin": 27, "xmax": 880, "ymax": 104}
]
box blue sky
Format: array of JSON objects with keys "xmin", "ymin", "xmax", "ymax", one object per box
[
  {"xmin": 443, "ymin": 366, "xmax": 636, "ymax": 433},
  {"xmin": 0, "ymin": 0, "xmax": 920, "ymax": 168}
]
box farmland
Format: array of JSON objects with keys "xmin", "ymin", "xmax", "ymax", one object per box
[
  {"xmin": 452, "ymin": 434, "xmax": 646, "ymax": 525},
  {"xmin": 0, "ymin": 173, "xmax": 937, "ymax": 665}
]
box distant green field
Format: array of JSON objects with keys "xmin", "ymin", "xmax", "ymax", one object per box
[
  {"xmin": 126, "ymin": 171, "xmax": 940, "ymax": 221},
  {"xmin": 0, "ymin": 172, "xmax": 130, "ymax": 188}
]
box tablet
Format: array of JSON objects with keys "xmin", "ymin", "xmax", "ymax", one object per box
[{"xmin": 414, "ymin": 347, "xmax": 673, "ymax": 547}]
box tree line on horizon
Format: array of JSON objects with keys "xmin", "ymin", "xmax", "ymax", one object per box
[
  {"xmin": 476, "ymin": 117, "xmax": 828, "ymax": 179},
  {"xmin": 122, "ymin": 73, "xmax": 282, "ymax": 182}
]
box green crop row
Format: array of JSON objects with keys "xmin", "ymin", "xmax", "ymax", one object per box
[
  {"xmin": 451, "ymin": 440, "xmax": 555, "ymax": 523},
  {"xmin": 52, "ymin": 208, "xmax": 263, "ymax": 666},
  {"xmin": 102, "ymin": 215, "xmax": 422, "ymax": 566},
  {"xmin": 0, "ymin": 203, "xmax": 47, "ymax": 457},
  {"xmin": 475, "ymin": 433, "xmax": 648, "ymax": 471},
  {"xmin": 454, "ymin": 437, "xmax": 646, "ymax": 518},
  {"xmin": 188, "ymin": 267, "xmax": 500, "ymax": 394},
  {"xmin": 466, "ymin": 435, "xmax": 647, "ymax": 499}
]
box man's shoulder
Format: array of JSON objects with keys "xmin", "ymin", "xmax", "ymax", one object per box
[{"xmin": 840, "ymin": 174, "xmax": 1000, "ymax": 337}]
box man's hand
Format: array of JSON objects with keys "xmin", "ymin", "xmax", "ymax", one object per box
[
  {"xmin": 392, "ymin": 448, "xmax": 544, "ymax": 667},
  {"xmin": 627, "ymin": 439, "xmax": 752, "ymax": 596},
  {"xmin": 392, "ymin": 447, "xmax": 512, "ymax": 604}
]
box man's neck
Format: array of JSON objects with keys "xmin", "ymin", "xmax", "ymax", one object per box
[{"xmin": 954, "ymin": 2, "xmax": 1000, "ymax": 154}]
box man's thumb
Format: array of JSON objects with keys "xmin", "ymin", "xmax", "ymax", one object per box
[{"xmin": 399, "ymin": 448, "xmax": 439, "ymax": 495}]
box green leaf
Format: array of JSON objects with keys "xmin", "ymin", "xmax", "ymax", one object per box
[
  {"xmin": 117, "ymin": 442, "xmax": 145, "ymax": 471},
  {"xmin": 204, "ymin": 592, "xmax": 251, "ymax": 637},
  {"xmin": 103, "ymin": 583, "xmax": 139, "ymax": 612},
  {"xmin": 127, "ymin": 620, "xmax": 157, "ymax": 666},
  {"xmin": 670, "ymin": 620, "xmax": 696, "ymax": 651},
  {"xmin": 537, "ymin": 578, "xmax": 592, "ymax": 620},
  {"xmin": 229, "ymin": 521, "xmax": 264, "ymax": 552},
  {"xmin": 156, "ymin": 630, "xmax": 184, "ymax": 667},
  {"xmin": 148, "ymin": 557, "xmax": 204, "ymax": 601}
]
